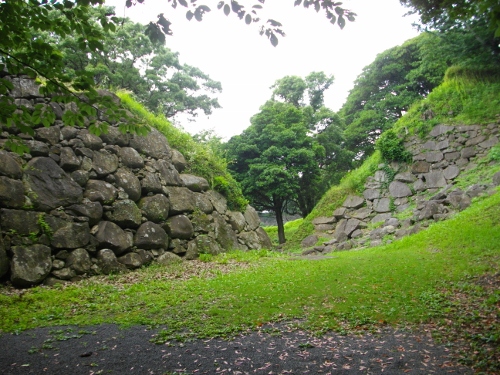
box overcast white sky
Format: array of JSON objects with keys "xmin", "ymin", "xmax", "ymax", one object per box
[{"xmin": 106, "ymin": 0, "xmax": 420, "ymax": 139}]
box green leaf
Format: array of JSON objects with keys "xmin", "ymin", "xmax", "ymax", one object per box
[
  {"xmin": 223, "ymin": 4, "xmax": 230, "ymax": 15},
  {"xmin": 245, "ymin": 14, "xmax": 252, "ymax": 24},
  {"xmin": 217, "ymin": 1, "xmax": 224, "ymax": 10},
  {"xmin": 294, "ymin": 0, "xmax": 302, "ymax": 6},
  {"xmin": 338, "ymin": 15, "xmax": 345, "ymax": 29},
  {"xmin": 270, "ymin": 33, "xmax": 278, "ymax": 47},
  {"xmin": 186, "ymin": 10, "xmax": 194, "ymax": 20}
]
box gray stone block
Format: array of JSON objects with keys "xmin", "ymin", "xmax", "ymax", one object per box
[
  {"xmin": 389, "ymin": 181, "xmax": 413, "ymax": 198},
  {"xmin": 373, "ymin": 198, "xmax": 391, "ymax": 213},
  {"xmin": 342, "ymin": 195, "xmax": 365, "ymax": 209},
  {"xmin": 424, "ymin": 171, "xmax": 447, "ymax": 188}
]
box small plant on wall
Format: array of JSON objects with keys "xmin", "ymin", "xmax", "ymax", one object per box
[{"xmin": 376, "ymin": 129, "xmax": 412, "ymax": 164}]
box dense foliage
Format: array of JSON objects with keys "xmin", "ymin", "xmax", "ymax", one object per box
[
  {"xmin": 42, "ymin": 6, "xmax": 222, "ymax": 120},
  {"xmin": 401, "ymin": 0, "xmax": 500, "ymax": 39},
  {"xmin": 226, "ymin": 100, "xmax": 322, "ymax": 243},
  {"xmin": 225, "ymin": 72, "xmax": 353, "ymax": 243}
]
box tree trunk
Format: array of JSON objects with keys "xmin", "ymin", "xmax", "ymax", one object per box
[{"xmin": 275, "ymin": 207, "xmax": 286, "ymax": 244}]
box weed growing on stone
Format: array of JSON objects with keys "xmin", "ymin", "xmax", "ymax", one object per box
[{"xmin": 37, "ymin": 214, "xmax": 52, "ymax": 240}]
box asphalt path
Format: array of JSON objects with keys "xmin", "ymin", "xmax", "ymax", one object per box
[{"xmin": 0, "ymin": 323, "xmax": 473, "ymax": 374}]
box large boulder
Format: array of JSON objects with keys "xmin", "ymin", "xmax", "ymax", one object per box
[
  {"xmin": 93, "ymin": 221, "xmax": 133, "ymax": 255},
  {"xmin": 100, "ymin": 125, "xmax": 130, "ymax": 147},
  {"xmin": 77, "ymin": 130, "xmax": 103, "ymax": 150},
  {"xmin": 389, "ymin": 181, "xmax": 413, "ymax": 198},
  {"xmin": 180, "ymin": 174, "xmax": 209, "ymax": 192},
  {"xmin": 7, "ymin": 76, "xmax": 42, "ymax": 98},
  {"xmin": 255, "ymin": 227, "xmax": 273, "ymax": 249},
  {"xmin": 51, "ymin": 222, "xmax": 90, "ymax": 250},
  {"xmin": 227, "ymin": 211, "xmax": 246, "ymax": 232},
  {"xmin": 363, "ymin": 189, "xmax": 381, "ymax": 201},
  {"xmin": 139, "ymin": 194, "xmax": 170, "ymax": 222},
  {"xmin": 59, "ymin": 147, "xmax": 81, "ymax": 171},
  {"xmin": 118, "ymin": 147, "xmax": 144, "ymax": 169},
  {"xmin": 65, "ymin": 201, "xmax": 103, "ymax": 226},
  {"xmin": 66, "ymin": 248, "xmax": 92, "ymax": 275},
  {"xmin": 157, "ymin": 252, "xmax": 183, "ymax": 266},
  {"xmin": 238, "ymin": 231, "xmax": 263, "ymax": 250},
  {"xmin": 156, "ymin": 160, "xmax": 183, "ymax": 186},
  {"xmin": 212, "ymin": 211, "xmax": 239, "ymax": 250},
  {"xmin": 206, "ymin": 190, "xmax": 228, "ymax": 215},
  {"xmin": 10, "ymin": 245, "xmax": 52, "ymax": 287},
  {"xmin": 301, "ymin": 235, "xmax": 318, "ymax": 248},
  {"xmin": 164, "ymin": 215, "xmax": 194, "ymax": 240},
  {"xmin": 167, "ymin": 187, "xmax": 196, "ymax": 214},
  {"xmin": 118, "ymin": 252, "xmax": 144, "ymax": 269},
  {"xmin": 23, "ymin": 157, "xmax": 83, "ymax": 211},
  {"xmin": 424, "ymin": 171, "xmax": 447, "ymax": 188},
  {"xmin": 129, "ymin": 128, "xmax": 171, "ymax": 159},
  {"xmin": 193, "ymin": 234, "xmax": 222, "ymax": 256},
  {"xmin": 104, "ymin": 199, "xmax": 142, "ymax": 229},
  {"xmin": 243, "ymin": 205, "xmax": 260, "ymax": 231},
  {"xmin": 140, "ymin": 172, "xmax": 163, "ymax": 195},
  {"xmin": 342, "ymin": 195, "xmax": 365, "ymax": 209},
  {"xmin": 443, "ymin": 165, "xmax": 460, "ymax": 180},
  {"xmin": 134, "ymin": 221, "xmax": 169, "ymax": 250},
  {"xmin": 0, "ymin": 176, "xmax": 25, "ymax": 208},
  {"xmin": 84, "ymin": 180, "xmax": 118, "ymax": 204},
  {"xmin": 114, "ymin": 168, "xmax": 141, "ymax": 202},
  {"xmin": 171, "ymin": 149, "xmax": 187, "ymax": 173},
  {"xmin": 0, "ymin": 209, "xmax": 40, "ymax": 236},
  {"xmin": 350, "ymin": 207, "xmax": 372, "ymax": 220},
  {"xmin": 0, "ymin": 150, "xmax": 23, "ymax": 179},
  {"xmin": 96, "ymin": 249, "xmax": 128, "ymax": 275},
  {"xmin": 35, "ymin": 126, "xmax": 60, "ymax": 146},
  {"xmin": 193, "ymin": 192, "xmax": 214, "ymax": 214},
  {"xmin": 92, "ymin": 150, "xmax": 119, "ymax": 178},
  {"xmin": 373, "ymin": 198, "xmax": 391, "ymax": 213}
]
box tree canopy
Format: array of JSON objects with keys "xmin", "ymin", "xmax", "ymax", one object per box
[
  {"xmin": 226, "ymin": 100, "xmax": 323, "ymax": 244},
  {"xmin": 141, "ymin": 0, "xmax": 356, "ymax": 46},
  {"xmin": 225, "ymin": 72, "xmax": 354, "ymax": 243},
  {"xmin": 44, "ymin": 6, "xmax": 222, "ymax": 120},
  {"xmin": 400, "ymin": 0, "xmax": 500, "ymax": 37}
]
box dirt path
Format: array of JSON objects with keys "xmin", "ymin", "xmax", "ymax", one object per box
[{"xmin": 0, "ymin": 323, "xmax": 472, "ymax": 374}]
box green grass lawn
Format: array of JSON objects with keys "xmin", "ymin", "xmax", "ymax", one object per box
[{"xmin": 1, "ymin": 189, "xmax": 499, "ymax": 369}]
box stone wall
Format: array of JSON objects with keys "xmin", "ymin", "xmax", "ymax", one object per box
[
  {"xmin": 302, "ymin": 122, "xmax": 500, "ymax": 254},
  {"xmin": 0, "ymin": 76, "xmax": 272, "ymax": 287}
]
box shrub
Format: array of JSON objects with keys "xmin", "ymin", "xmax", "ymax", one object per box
[{"xmin": 376, "ymin": 129, "xmax": 412, "ymax": 163}]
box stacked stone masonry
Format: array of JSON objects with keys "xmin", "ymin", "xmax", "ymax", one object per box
[
  {"xmin": 302, "ymin": 122, "xmax": 500, "ymax": 255},
  {"xmin": 0, "ymin": 76, "xmax": 272, "ymax": 287}
]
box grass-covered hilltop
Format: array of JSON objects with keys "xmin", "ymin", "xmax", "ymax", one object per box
[{"xmin": 1, "ymin": 0, "xmax": 500, "ymax": 373}]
